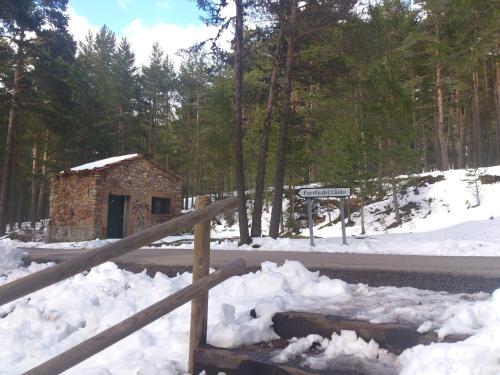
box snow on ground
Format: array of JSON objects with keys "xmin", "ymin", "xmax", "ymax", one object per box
[
  {"xmin": 4, "ymin": 166, "xmax": 500, "ymax": 373},
  {"xmin": 323, "ymin": 167, "xmax": 500, "ymax": 236},
  {"xmin": 12, "ymin": 166, "xmax": 500, "ymax": 257},
  {"xmin": 0, "ymin": 239, "xmax": 497, "ymax": 374},
  {"xmin": 209, "ymin": 217, "xmax": 500, "ymax": 256},
  {"xmin": 271, "ymin": 331, "xmax": 397, "ymax": 373},
  {"xmin": 0, "ymin": 239, "xmax": 25, "ymax": 274},
  {"xmin": 16, "ymin": 217, "xmax": 500, "ymax": 257}
]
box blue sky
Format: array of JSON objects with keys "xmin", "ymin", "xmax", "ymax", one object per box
[
  {"xmin": 69, "ymin": 0, "xmax": 204, "ymax": 32},
  {"xmin": 66, "ymin": 0, "xmax": 231, "ymax": 67}
]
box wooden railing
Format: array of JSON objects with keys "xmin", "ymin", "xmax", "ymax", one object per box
[{"xmin": 0, "ymin": 196, "xmax": 244, "ymax": 375}]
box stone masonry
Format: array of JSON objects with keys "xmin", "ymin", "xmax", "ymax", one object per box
[{"xmin": 48, "ymin": 155, "xmax": 182, "ymax": 242}]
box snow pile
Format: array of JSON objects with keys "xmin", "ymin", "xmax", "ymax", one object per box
[
  {"xmin": 304, "ymin": 330, "xmax": 395, "ymax": 369},
  {"xmin": 0, "ymin": 239, "xmax": 24, "ymax": 274},
  {"xmin": 271, "ymin": 331, "xmax": 395, "ymax": 370},
  {"xmin": 0, "ymin": 261, "xmax": 192, "ymax": 374},
  {"xmin": 1, "ymin": 241, "xmax": 498, "ymax": 374},
  {"xmin": 0, "ymin": 260, "xmax": 352, "ymax": 374},
  {"xmin": 272, "ymin": 334, "xmax": 326, "ymax": 363},
  {"xmin": 68, "ymin": 154, "xmax": 138, "ymax": 172},
  {"xmin": 208, "ymin": 261, "xmax": 352, "ymax": 349},
  {"xmin": 399, "ymin": 289, "xmax": 500, "ymax": 375}
]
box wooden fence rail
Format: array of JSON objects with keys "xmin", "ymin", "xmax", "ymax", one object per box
[
  {"xmin": 23, "ymin": 258, "xmax": 246, "ymax": 375},
  {"xmin": 0, "ymin": 196, "xmax": 239, "ymax": 306}
]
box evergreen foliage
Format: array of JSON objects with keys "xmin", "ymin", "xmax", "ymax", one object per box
[{"xmin": 0, "ymin": 0, "xmax": 499, "ymax": 237}]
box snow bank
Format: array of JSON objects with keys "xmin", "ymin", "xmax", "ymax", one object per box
[
  {"xmin": 0, "ymin": 239, "xmax": 24, "ymax": 274},
  {"xmin": 399, "ymin": 289, "xmax": 500, "ymax": 375},
  {"xmin": 1, "ymin": 244, "xmax": 497, "ymax": 374},
  {"xmin": 69, "ymin": 154, "xmax": 138, "ymax": 172},
  {"xmin": 208, "ymin": 261, "xmax": 352, "ymax": 348},
  {"xmin": 0, "ymin": 260, "xmax": 352, "ymax": 374}
]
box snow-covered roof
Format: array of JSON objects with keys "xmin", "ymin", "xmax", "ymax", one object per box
[{"xmin": 69, "ymin": 154, "xmax": 139, "ymax": 172}]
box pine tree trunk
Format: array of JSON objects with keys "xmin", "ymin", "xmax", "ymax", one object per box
[
  {"xmin": 390, "ymin": 158, "xmax": 401, "ymax": 227},
  {"xmin": 472, "ymin": 70, "xmax": 482, "ymax": 166},
  {"xmin": 269, "ymin": 0, "xmax": 298, "ymax": 239},
  {"xmin": 148, "ymin": 102, "xmax": 155, "ymax": 157},
  {"xmin": 421, "ymin": 108, "xmax": 428, "ymax": 172},
  {"xmin": 0, "ymin": 33, "xmax": 24, "ymax": 236},
  {"xmin": 360, "ymin": 196, "xmax": 366, "ymax": 235},
  {"xmin": 494, "ymin": 43, "xmax": 500, "ymax": 163},
  {"xmin": 118, "ymin": 105, "xmax": 124, "ymax": 154},
  {"xmin": 346, "ymin": 197, "xmax": 353, "ymax": 225},
  {"xmin": 288, "ymin": 183, "xmax": 295, "ymax": 232},
  {"xmin": 435, "ymin": 63, "xmax": 449, "ymax": 170},
  {"xmin": 8, "ymin": 190, "xmax": 15, "ymax": 233},
  {"xmin": 17, "ymin": 173, "xmax": 22, "ymax": 230},
  {"xmin": 37, "ymin": 128, "xmax": 50, "ymax": 220},
  {"xmin": 251, "ymin": 6, "xmax": 285, "ymax": 238},
  {"xmin": 234, "ymin": 0, "xmax": 250, "ymax": 245},
  {"xmin": 30, "ymin": 119, "xmax": 40, "ymax": 231},
  {"xmin": 195, "ymin": 88, "xmax": 202, "ymax": 195},
  {"xmin": 457, "ymin": 90, "xmax": 466, "ymax": 169},
  {"xmin": 376, "ymin": 138, "xmax": 385, "ymax": 196}
]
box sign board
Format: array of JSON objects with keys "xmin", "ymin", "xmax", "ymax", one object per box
[
  {"xmin": 297, "ymin": 187, "xmax": 351, "ymax": 198},
  {"xmin": 298, "ymin": 187, "xmax": 351, "ymax": 247}
]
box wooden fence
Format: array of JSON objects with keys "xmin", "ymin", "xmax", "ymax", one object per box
[{"xmin": 0, "ymin": 196, "xmax": 244, "ymax": 375}]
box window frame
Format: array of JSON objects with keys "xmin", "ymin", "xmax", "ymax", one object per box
[{"xmin": 151, "ymin": 196, "xmax": 172, "ymax": 215}]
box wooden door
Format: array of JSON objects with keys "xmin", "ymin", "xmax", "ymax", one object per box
[{"xmin": 107, "ymin": 195, "xmax": 126, "ymax": 238}]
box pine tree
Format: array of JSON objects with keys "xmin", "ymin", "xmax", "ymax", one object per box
[{"xmin": 0, "ymin": 0, "xmax": 70, "ymax": 235}]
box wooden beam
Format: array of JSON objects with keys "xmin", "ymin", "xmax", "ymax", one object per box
[
  {"xmin": 23, "ymin": 258, "xmax": 246, "ymax": 375},
  {"xmin": 188, "ymin": 196, "xmax": 212, "ymax": 373},
  {"xmin": 0, "ymin": 196, "xmax": 238, "ymax": 306}
]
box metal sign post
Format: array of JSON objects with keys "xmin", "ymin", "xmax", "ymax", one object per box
[
  {"xmin": 339, "ymin": 197, "xmax": 347, "ymax": 245},
  {"xmin": 307, "ymin": 198, "xmax": 315, "ymax": 246},
  {"xmin": 296, "ymin": 187, "xmax": 351, "ymax": 246}
]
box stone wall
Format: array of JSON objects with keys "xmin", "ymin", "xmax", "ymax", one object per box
[
  {"xmin": 47, "ymin": 173, "xmax": 99, "ymax": 242},
  {"xmin": 96, "ymin": 158, "xmax": 182, "ymax": 237},
  {"xmin": 47, "ymin": 156, "xmax": 182, "ymax": 242}
]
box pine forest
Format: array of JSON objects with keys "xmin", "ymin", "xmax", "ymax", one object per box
[{"xmin": 0, "ymin": 0, "xmax": 498, "ymax": 241}]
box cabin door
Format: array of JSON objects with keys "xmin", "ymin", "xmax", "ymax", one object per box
[{"xmin": 107, "ymin": 195, "xmax": 126, "ymax": 238}]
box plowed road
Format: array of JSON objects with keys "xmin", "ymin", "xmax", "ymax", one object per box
[{"xmin": 22, "ymin": 247, "xmax": 500, "ymax": 293}]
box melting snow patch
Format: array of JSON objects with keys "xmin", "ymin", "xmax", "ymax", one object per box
[{"xmin": 271, "ymin": 331, "xmax": 396, "ymax": 370}]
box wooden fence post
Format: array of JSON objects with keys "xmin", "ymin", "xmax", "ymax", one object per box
[{"xmin": 188, "ymin": 195, "xmax": 212, "ymax": 373}]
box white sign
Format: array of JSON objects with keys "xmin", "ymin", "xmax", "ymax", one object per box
[{"xmin": 297, "ymin": 188, "xmax": 351, "ymax": 198}]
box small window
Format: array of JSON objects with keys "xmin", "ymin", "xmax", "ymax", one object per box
[{"xmin": 151, "ymin": 197, "xmax": 171, "ymax": 215}]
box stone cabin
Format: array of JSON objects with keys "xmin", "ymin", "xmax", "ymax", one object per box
[{"xmin": 48, "ymin": 154, "xmax": 182, "ymax": 242}]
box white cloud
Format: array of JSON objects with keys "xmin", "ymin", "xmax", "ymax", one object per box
[
  {"xmin": 66, "ymin": 6, "xmax": 232, "ymax": 69},
  {"xmin": 122, "ymin": 19, "xmax": 231, "ymax": 68},
  {"xmin": 67, "ymin": 6, "xmax": 99, "ymax": 46},
  {"xmin": 117, "ymin": 0, "xmax": 133, "ymax": 10},
  {"xmin": 155, "ymin": 0, "xmax": 172, "ymax": 11}
]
